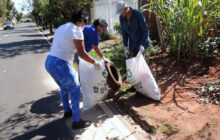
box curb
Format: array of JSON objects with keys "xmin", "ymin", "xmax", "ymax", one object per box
[
  {"xmin": 32, "ymin": 23, "xmax": 52, "ymax": 45},
  {"xmin": 99, "ymin": 100, "xmax": 152, "ymax": 139}
]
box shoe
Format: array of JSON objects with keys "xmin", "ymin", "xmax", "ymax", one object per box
[
  {"xmin": 64, "ymin": 111, "xmax": 72, "ymax": 119},
  {"xmin": 72, "ymin": 119, "xmax": 91, "ymax": 130}
]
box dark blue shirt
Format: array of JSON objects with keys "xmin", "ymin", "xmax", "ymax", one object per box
[
  {"xmin": 120, "ymin": 9, "xmax": 149, "ymax": 53},
  {"xmin": 83, "ymin": 25, "xmax": 100, "ymax": 52}
]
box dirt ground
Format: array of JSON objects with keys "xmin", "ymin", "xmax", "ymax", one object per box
[{"xmin": 115, "ymin": 53, "xmax": 220, "ymax": 140}]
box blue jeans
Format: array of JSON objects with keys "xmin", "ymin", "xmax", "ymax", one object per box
[{"xmin": 45, "ymin": 55, "xmax": 81, "ymax": 122}]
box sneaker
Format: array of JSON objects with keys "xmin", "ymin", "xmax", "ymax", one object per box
[
  {"xmin": 63, "ymin": 111, "xmax": 72, "ymax": 119},
  {"xmin": 72, "ymin": 119, "xmax": 91, "ymax": 130}
]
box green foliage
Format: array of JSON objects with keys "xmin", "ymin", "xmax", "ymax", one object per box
[
  {"xmin": 113, "ymin": 22, "xmax": 121, "ymax": 34},
  {"xmin": 16, "ymin": 13, "xmax": 23, "ymax": 22},
  {"xmin": 0, "ymin": 0, "xmax": 17, "ymax": 22},
  {"xmin": 107, "ymin": 42, "xmax": 127, "ymax": 80},
  {"xmin": 100, "ymin": 33, "xmax": 115, "ymax": 41},
  {"xmin": 37, "ymin": 25, "xmax": 43, "ymax": 30},
  {"xmin": 160, "ymin": 120, "xmax": 179, "ymax": 136},
  {"xmin": 31, "ymin": 0, "xmax": 92, "ymax": 31},
  {"xmin": 197, "ymin": 130, "xmax": 206, "ymax": 137},
  {"xmin": 149, "ymin": 0, "xmax": 220, "ymax": 61},
  {"xmin": 198, "ymin": 37, "xmax": 219, "ymax": 58},
  {"xmin": 146, "ymin": 44, "xmax": 161, "ymax": 56},
  {"xmin": 166, "ymin": 105, "xmax": 174, "ymax": 111},
  {"xmin": 88, "ymin": 50, "xmax": 100, "ymax": 60},
  {"xmin": 0, "ymin": 0, "xmax": 7, "ymax": 18},
  {"xmin": 187, "ymin": 132, "xmax": 192, "ymax": 138}
]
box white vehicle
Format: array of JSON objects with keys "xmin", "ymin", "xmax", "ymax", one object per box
[{"xmin": 3, "ymin": 21, "xmax": 14, "ymax": 30}]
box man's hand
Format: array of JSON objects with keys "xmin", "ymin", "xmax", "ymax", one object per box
[
  {"xmin": 94, "ymin": 60, "xmax": 102, "ymax": 70},
  {"xmin": 124, "ymin": 46, "xmax": 129, "ymax": 58}
]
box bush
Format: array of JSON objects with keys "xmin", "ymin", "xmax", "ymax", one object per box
[
  {"xmin": 198, "ymin": 37, "xmax": 220, "ymax": 58},
  {"xmin": 37, "ymin": 25, "xmax": 43, "ymax": 30},
  {"xmin": 149, "ymin": 0, "xmax": 220, "ymax": 61},
  {"xmin": 100, "ymin": 33, "xmax": 115, "ymax": 41},
  {"xmin": 113, "ymin": 22, "xmax": 121, "ymax": 34}
]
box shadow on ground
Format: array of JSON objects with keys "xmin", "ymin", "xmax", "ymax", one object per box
[
  {"xmin": 0, "ymin": 39, "xmax": 50, "ymax": 59},
  {"xmin": 0, "ymin": 90, "xmax": 74, "ymax": 140}
]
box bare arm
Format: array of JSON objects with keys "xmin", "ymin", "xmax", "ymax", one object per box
[
  {"xmin": 92, "ymin": 45, "xmax": 103, "ymax": 59},
  {"xmin": 74, "ymin": 39, "xmax": 95, "ymax": 64}
]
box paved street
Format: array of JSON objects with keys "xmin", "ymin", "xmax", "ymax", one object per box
[{"xmin": 0, "ymin": 23, "xmax": 148, "ymax": 140}]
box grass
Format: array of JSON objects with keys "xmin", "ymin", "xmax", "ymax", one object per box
[
  {"xmin": 197, "ymin": 130, "xmax": 206, "ymax": 137},
  {"xmin": 167, "ymin": 105, "xmax": 175, "ymax": 111},
  {"xmin": 206, "ymin": 122, "xmax": 212, "ymax": 128},
  {"xmin": 147, "ymin": 115, "xmax": 154, "ymax": 119},
  {"xmin": 145, "ymin": 108, "xmax": 151, "ymax": 112},
  {"xmin": 160, "ymin": 120, "xmax": 179, "ymax": 136},
  {"xmin": 150, "ymin": 126, "xmax": 158, "ymax": 133},
  {"xmin": 37, "ymin": 25, "xmax": 43, "ymax": 30},
  {"xmin": 187, "ymin": 132, "xmax": 192, "ymax": 138}
]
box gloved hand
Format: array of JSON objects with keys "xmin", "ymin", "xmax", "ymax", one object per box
[
  {"xmin": 124, "ymin": 46, "xmax": 129, "ymax": 58},
  {"xmin": 101, "ymin": 56, "xmax": 111, "ymax": 63},
  {"xmin": 94, "ymin": 60, "xmax": 102, "ymax": 70},
  {"xmin": 140, "ymin": 45, "xmax": 145, "ymax": 53}
]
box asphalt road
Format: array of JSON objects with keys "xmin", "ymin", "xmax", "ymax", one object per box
[{"xmin": 0, "ymin": 23, "xmax": 74, "ymax": 139}]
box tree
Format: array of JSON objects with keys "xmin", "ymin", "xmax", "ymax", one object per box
[
  {"xmin": 5, "ymin": 0, "xmax": 14, "ymax": 20},
  {"xmin": 0, "ymin": 0, "xmax": 7, "ymax": 18},
  {"xmin": 31, "ymin": 0, "xmax": 92, "ymax": 34},
  {"xmin": 16, "ymin": 12, "xmax": 23, "ymax": 22},
  {"xmin": 0, "ymin": 0, "xmax": 17, "ymax": 25}
]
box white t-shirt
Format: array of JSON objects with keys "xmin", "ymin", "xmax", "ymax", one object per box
[{"xmin": 49, "ymin": 22, "xmax": 84, "ymax": 63}]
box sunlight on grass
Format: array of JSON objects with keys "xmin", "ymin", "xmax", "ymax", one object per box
[{"xmin": 160, "ymin": 120, "xmax": 179, "ymax": 136}]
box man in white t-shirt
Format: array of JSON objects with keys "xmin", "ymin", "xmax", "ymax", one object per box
[{"xmin": 45, "ymin": 10, "xmax": 101, "ymax": 129}]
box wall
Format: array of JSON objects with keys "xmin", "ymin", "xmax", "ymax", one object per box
[{"xmin": 90, "ymin": 0, "xmax": 138, "ymax": 34}]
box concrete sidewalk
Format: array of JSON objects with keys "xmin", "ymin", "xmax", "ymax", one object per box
[{"xmin": 66, "ymin": 100, "xmax": 151, "ymax": 140}]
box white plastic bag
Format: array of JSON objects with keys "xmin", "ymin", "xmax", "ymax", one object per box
[
  {"xmin": 126, "ymin": 51, "xmax": 161, "ymax": 100},
  {"xmin": 79, "ymin": 58, "xmax": 109, "ymax": 111}
]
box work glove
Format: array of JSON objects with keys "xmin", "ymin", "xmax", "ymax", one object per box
[
  {"xmin": 124, "ymin": 46, "xmax": 129, "ymax": 58},
  {"xmin": 140, "ymin": 45, "xmax": 145, "ymax": 53},
  {"xmin": 101, "ymin": 56, "xmax": 111, "ymax": 63},
  {"xmin": 94, "ymin": 60, "xmax": 102, "ymax": 70}
]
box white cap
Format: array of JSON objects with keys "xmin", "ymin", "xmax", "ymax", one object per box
[
  {"xmin": 99, "ymin": 19, "xmax": 108, "ymax": 33},
  {"xmin": 116, "ymin": 1, "xmax": 127, "ymax": 15}
]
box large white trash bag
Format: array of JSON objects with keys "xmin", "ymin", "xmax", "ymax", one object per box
[
  {"xmin": 125, "ymin": 51, "xmax": 161, "ymax": 100},
  {"xmin": 79, "ymin": 58, "xmax": 109, "ymax": 111}
]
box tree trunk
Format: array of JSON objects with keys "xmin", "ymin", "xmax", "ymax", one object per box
[
  {"xmin": 156, "ymin": 15, "xmax": 166, "ymax": 52},
  {"xmin": 49, "ymin": 22, "xmax": 53, "ymax": 35}
]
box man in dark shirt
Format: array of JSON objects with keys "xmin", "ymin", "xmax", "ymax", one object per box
[{"xmin": 116, "ymin": 1, "xmax": 150, "ymax": 58}]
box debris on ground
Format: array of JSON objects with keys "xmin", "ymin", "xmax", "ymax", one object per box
[{"xmin": 192, "ymin": 80, "xmax": 220, "ymax": 105}]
